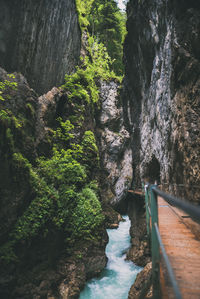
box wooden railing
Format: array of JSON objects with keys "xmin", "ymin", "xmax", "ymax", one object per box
[{"xmin": 143, "ymin": 183, "xmax": 200, "ymax": 299}]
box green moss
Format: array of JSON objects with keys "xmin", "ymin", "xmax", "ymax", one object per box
[
  {"xmin": 0, "ymin": 109, "xmax": 9, "ymax": 121},
  {"xmin": 0, "ymin": 74, "xmax": 24, "ymax": 131},
  {"xmin": 81, "ymin": 130, "xmax": 100, "ymax": 170},
  {"xmin": 0, "ymin": 241, "xmax": 17, "ymax": 263},
  {"xmin": 0, "ymin": 74, "xmax": 17, "ymax": 102},
  {"xmin": 12, "ymin": 115, "xmax": 23, "ymax": 129},
  {"xmin": 6, "ymin": 128, "xmax": 14, "ymax": 150},
  {"xmin": 69, "ymin": 114, "xmax": 85, "ymax": 126},
  {"xmin": 26, "ymin": 103, "xmax": 35, "ymax": 117},
  {"xmin": 75, "ymin": 0, "xmax": 95, "ymax": 30},
  {"xmin": 82, "ymin": 130, "xmax": 98, "ymax": 153},
  {"xmin": 53, "ymin": 118, "xmax": 74, "ymax": 145}
]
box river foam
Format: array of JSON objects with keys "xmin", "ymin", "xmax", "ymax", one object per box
[{"xmin": 79, "ymin": 215, "xmax": 142, "ymax": 299}]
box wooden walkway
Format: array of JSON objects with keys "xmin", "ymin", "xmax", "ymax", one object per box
[{"xmin": 158, "ymin": 196, "xmax": 200, "ymax": 298}]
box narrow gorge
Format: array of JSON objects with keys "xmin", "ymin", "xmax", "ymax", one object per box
[
  {"xmin": 0, "ymin": 0, "xmax": 199, "ymax": 298},
  {"xmin": 123, "ymin": 0, "xmax": 200, "ymax": 202}
]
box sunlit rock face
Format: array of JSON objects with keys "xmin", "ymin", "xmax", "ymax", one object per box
[
  {"xmin": 0, "ymin": 0, "xmax": 81, "ymax": 94},
  {"xmin": 98, "ymin": 81, "xmax": 133, "ymax": 206},
  {"xmin": 123, "ymin": 0, "xmax": 200, "ymax": 202}
]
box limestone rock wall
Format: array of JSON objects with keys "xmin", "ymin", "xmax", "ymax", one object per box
[
  {"xmin": 97, "ymin": 81, "xmax": 133, "ymax": 207},
  {"xmin": 0, "ymin": 0, "xmax": 81, "ymax": 94},
  {"xmin": 123, "ymin": 0, "xmax": 200, "ymax": 202}
]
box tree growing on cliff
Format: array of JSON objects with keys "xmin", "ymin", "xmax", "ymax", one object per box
[
  {"xmin": 88, "ymin": 0, "xmax": 126, "ymax": 76},
  {"xmin": 76, "ymin": 0, "xmax": 126, "ymax": 76}
]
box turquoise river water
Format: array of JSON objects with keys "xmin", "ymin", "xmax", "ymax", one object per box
[{"xmin": 79, "ymin": 215, "xmax": 142, "ymax": 299}]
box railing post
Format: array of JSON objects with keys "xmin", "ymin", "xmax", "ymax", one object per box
[
  {"xmin": 144, "ymin": 184, "xmax": 150, "ymax": 237},
  {"xmin": 150, "ymin": 185, "xmax": 161, "ymax": 298}
]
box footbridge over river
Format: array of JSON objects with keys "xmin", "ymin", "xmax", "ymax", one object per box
[{"xmin": 130, "ymin": 184, "xmax": 200, "ymax": 298}]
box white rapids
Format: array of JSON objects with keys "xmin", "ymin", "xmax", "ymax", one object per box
[{"xmin": 79, "ymin": 215, "xmax": 142, "ymax": 299}]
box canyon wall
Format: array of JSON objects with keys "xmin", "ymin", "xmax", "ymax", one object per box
[
  {"xmin": 0, "ymin": 0, "xmax": 81, "ymax": 94},
  {"xmin": 97, "ymin": 81, "xmax": 133, "ymax": 207},
  {"xmin": 0, "ymin": 0, "xmax": 130, "ymax": 296},
  {"xmin": 123, "ymin": 0, "xmax": 200, "ymax": 202}
]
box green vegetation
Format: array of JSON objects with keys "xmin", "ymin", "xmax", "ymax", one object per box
[
  {"xmin": 12, "ymin": 142, "xmax": 103, "ymax": 241},
  {"xmin": 0, "ymin": 0, "xmax": 127, "ymax": 265},
  {"xmin": 0, "ymin": 74, "xmax": 26, "ymax": 132},
  {"xmin": 76, "ymin": 0, "xmax": 95, "ymax": 29},
  {"xmin": 62, "ymin": 36, "xmax": 118, "ymax": 105},
  {"xmin": 0, "ymin": 73, "xmax": 17, "ymax": 101},
  {"xmin": 61, "ymin": 0, "xmax": 125, "ymax": 130},
  {"xmin": 0, "ymin": 125, "xmax": 104, "ymax": 263},
  {"xmin": 0, "ymin": 74, "xmax": 18, "ymax": 121},
  {"xmin": 71, "ymin": 187, "xmax": 103, "ymax": 238},
  {"xmin": 76, "ymin": 0, "xmax": 126, "ymax": 76},
  {"xmin": 0, "ymin": 71, "xmax": 104, "ymax": 264}
]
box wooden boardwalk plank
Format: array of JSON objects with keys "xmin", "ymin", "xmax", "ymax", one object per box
[
  {"xmin": 158, "ymin": 197, "xmax": 200, "ymax": 299},
  {"xmin": 128, "ymin": 190, "xmax": 143, "ymax": 196}
]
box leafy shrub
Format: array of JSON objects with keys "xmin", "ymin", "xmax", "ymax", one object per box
[
  {"xmin": 75, "ymin": 0, "xmax": 95, "ymax": 29},
  {"xmin": 10, "ymin": 153, "xmax": 58, "ymax": 241},
  {"xmin": 0, "ymin": 74, "xmax": 17, "ymax": 102},
  {"xmin": 0, "ymin": 140, "xmax": 104, "ymax": 263},
  {"xmin": 62, "ymin": 36, "xmax": 117, "ymax": 105},
  {"xmin": 0, "ymin": 74, "xmax": 18, "ymax": 122},
  {"xmin": 81, "ymin": 130, "xmax": 100, "ymax": 170},
  {"xmin": 70, "ymin": 187, "xmax": 104, "ymax": 238},
  {"xmin": 76, "ymin": 0, "xmax": 126, "ymax": 76},
  {"xmin": 37, "ymin": 148, "xmax": 87, "ymax": 188}
]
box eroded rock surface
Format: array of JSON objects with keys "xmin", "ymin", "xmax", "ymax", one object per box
[
  {"xmin": 98, "ymin": 81, "xmax": 133, "ymax": 207},
  {"xmin": 0, "ymin": 0, "xmax": 81, "ymax": 94},
  {"xmin": 123, "ymin": 0, "xmax": 200, "ymax": 202},
  {"xmin": 127, "ymin": 194, "xmax": 151, "ymax": 267},
  {"xmin": 128, "ymin": 262, "xmax": 152, "ymax": 299}
]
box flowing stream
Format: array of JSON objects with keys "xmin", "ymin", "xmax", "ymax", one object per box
[{"xmin": 79, "ymin": 215, "xmax": 142, "ymax": 299}]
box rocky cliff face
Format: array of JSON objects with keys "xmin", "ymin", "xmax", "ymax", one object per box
[
  {"xmin": 97, "ymin": 81, "xmax": 133, "ymax": 207},
  {"xmin": 0, "ymin": 0, "xmax": 81, "ymax": 94},
  {"xmin": 123, "ymin": 0, "xmax": 200, "ymax": 202}
]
